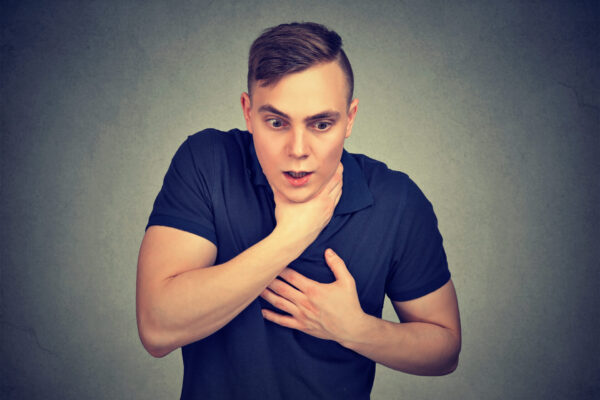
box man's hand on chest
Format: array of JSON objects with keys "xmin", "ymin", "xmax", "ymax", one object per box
[{"xmin": 260, "ymin": 248, "xmax": 367, "ymax": 344}]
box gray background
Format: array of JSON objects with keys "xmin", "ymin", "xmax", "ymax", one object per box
[{"xmin": 2, "ymin": 0, "xmax": 598, "ymax": 399}]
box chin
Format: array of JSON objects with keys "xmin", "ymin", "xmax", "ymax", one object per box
[{"xmin": 281, "ymin": 188, "xmax": 316, "ymax": 204}]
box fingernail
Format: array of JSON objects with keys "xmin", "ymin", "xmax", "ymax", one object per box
[{"xmin": 326, "ymin": 249, "xmax": 334, "ymax": 256}]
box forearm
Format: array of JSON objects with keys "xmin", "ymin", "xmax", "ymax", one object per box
[
  {"xmin": 341, "ymin": 314, "xmax": 461, "ymax": 376},
  {"xmin": 141, "ymin": 228, "xmax": 304, "ymax": 357}
]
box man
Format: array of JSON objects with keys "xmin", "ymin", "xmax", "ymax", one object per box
[{"xmin": 136, "ymin": 22, "xmax": 461, "ymax": 399}]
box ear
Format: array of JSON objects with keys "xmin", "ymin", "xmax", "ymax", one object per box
[
  {"xmin": 240, "ymin": 92, "xmax": 254, "ymax": 134},
  {"xmin": 344, "ymin": 98, "xmax": 359, "ymax": 139}
]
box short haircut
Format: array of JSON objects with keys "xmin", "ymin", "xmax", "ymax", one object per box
[{"xmin": 247, "ymin": 22, "xmax": 354, "ymax": 104}]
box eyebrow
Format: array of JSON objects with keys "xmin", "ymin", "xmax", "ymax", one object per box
[{"xmin": 257, "ymin": 104, "xmax": 341, "ymax": 123}]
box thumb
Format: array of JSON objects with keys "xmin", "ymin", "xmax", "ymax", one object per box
[{"xmin": 324, "ymin": 248, "xmax": 351, "ymax": 282}]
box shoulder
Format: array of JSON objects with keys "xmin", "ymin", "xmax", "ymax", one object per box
[
  {"xmin": 348, "ymin": 152, "xmax": 426, "ymax": 207},
  {"xmin": 164, "ymin": 128, "xmax": 251, "ymax": 186},
  {"xmin": 186, "ymin": 128, "xmax": 251, "ymax": 154},
  {"xmin": 182, "ymin": 128, "xmax": 252, "ymax": 168}
]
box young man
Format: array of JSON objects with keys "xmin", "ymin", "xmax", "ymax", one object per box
[{"xmin": 137, "ymin": 22, "xmax": 461, "ymax": 399}]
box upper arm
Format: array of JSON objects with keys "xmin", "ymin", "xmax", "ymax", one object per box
[
  {"xmin": 385, "ymin": 176, "xmax": 450, "ymax": 302},
  {"xmin": 136, "ymin": 226, "xmax": 217, "ymax": 353},
  {"xmin": 137, "ymin": 225, "xmax": 217, "ymax": 288},
  {"xmin": 392, "ymin": 279, "xmax": 461, "ymax": 342}
]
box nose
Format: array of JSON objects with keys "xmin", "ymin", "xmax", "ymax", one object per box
[{"xmin": 287, "ymin": 128, "xmax": 309, "ymax": 159}]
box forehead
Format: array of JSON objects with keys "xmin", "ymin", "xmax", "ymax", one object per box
[{"xmin": 252, "ymin": 61, "xmax": 348, "ymax": 116}]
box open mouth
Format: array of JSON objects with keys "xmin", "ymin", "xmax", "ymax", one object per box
[
  {"xmin": 285, "ymin": 171, "xmax": 311, "ymax": 178},
  {"xmin": 283, "ymin": 171, "xmax": 313, "ymax": 186}
]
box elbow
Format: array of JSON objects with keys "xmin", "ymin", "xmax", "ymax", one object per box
[
  {"xmin": 439, "ymin": 338, "xmax": 461, "ymax": 375},
  {"xmin": 440, "ymin": 355, "xmax": 460, "ymax": 375},
  {"xmin": 418, "ymin": 353, "xmax": 459, "ymax": 377},
  {"xmin": 143, "ymin": 338, "xmax": 172, "ymax": 358},
  {"xmin": 148, "ymin": 348, "xmax": 171, "ymax": 358},
  {"xmin": 138, "ymin": 326, "xmax": 172, "ymax": 358},
  {"xmin": 413, "ymin": 355, "xmax": 459, "ymax": 377},
  {"xmin": 137, "ymin": 314, "xmax": 175, "ymax": 358},
  {"xmin": 427, "ymin": 334, "xmax": 461, "ymax": 376},
  {"xmin": 440, "ymin": 327, "xmax": 461, "ymax": 375}
]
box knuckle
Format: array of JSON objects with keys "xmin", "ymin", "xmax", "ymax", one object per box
[
  {"xmin": 304, "ymin": 286, "xmax": 319, "ymax": 299},
  {"xmin": 274, "ymin": 299, "xmax": 286, "ymax": 309},
  {"xmin": 273, "ymin": 279, "xmax": 286, "ymax": 291},
  {"xmin": 282, "ymin": 272, "xmax": 296, "ymax": 286},
  {"xmin": 305, "ymin": 303, "xmax": 319, "ymax": 315},
  {"xmin": 276, "ymin": 286, "xmax": 289, "ymax": 297},
  {"xmin": 300, "ymin": 298, "xmax": 312, "ymax": 311}
]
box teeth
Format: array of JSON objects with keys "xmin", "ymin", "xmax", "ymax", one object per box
[{"xmin": 288, "ymin": 171, "xmax": 308, "ymax": 178}]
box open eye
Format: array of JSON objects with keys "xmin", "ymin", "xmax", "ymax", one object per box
[
  {"xmin": 266, "ymin": 118, "xmax": 287, "ymax": 129},
  {"xmin": 313, "ymin": 121, "xmax": 332, "ymax": 132}
]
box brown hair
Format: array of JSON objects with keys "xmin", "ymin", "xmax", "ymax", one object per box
[{"xmin": 247, "ymin": 22, "xmax": 354, "ymax": 104}]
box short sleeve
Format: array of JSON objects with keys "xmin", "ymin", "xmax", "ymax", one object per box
[
  {"xmin": 145, "ymin": 135, "xmax": 217, "ymax": 246},
  {"xmin": 385, "ymin": 179, "xmax": 450, "ymax": 302}
]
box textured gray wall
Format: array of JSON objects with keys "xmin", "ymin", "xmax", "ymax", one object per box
[{"xmin": 1, "ymin": 1, "xmax": 598, "ymax": 399}]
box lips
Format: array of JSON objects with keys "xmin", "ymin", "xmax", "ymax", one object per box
[
  {"xmin": 285, "ymin": 171, "xmax": 310, "ymax": 178},
  {"xmin": 283, "ymin": 171, "xmax": 313, "ymax": 187}
]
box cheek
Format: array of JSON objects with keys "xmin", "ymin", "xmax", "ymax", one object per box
[
  {"xmin": 253, "ymin": 136, "xmax": 282, "ymax": 171},
  {"xmin": 329, "ymin": 134, "xmax": 346, "ymax": 157},
  {"xmin": 319, "ymin": 138, "xmax": 345, "ymax": 172}
]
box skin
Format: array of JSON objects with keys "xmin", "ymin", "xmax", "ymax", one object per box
[
  {"xmin": 260, "ymin": 249, "xmax": 461, "ymax": 375},
  {"xmin": 135, "ymin": 62, "xmax": 348, "ymax": 358},
  {"xmin": 137, "ymin": 59, "xmax": 461, "ymax": 376},
  {"xmin": 244, "ymin": 60, "xmax": 461, "ymax": 375},
  {"xmin": 241, "ymin": 61, "xmax": 359, "ymax": 205}
]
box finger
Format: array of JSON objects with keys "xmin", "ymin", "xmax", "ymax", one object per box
[
  {"xmin": 268, "ymin": 277, "xmax": 305, "ymax": 304},
  {"xmin": 278, "ymin": 268, "xmax": 316, "ymax": 293},
  {"xmin": 324, "ymin": 248, "xmax": 352, "ymax": 282},
  {"xmin": 260, "ymin": 288, "xmax": 298, "ymax": 315},
  {"xmin": 261, "ymin": 309, "xmax": 302, "ymax": 330}
]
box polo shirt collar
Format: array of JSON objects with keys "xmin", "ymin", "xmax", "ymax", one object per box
[{"xmin": 248, "ymin": 139, "xmax": 374, "ymax": 216}]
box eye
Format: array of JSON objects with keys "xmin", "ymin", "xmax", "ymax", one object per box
[
  {"xmin": 313, "ymin": 121, "xmax": 332, "ymax": 132},
  {"xmin": 266, "ymin": 118, "xmax": 287, "ymax": 129}
]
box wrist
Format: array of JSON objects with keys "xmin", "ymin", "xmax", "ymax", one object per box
[
  {"xmin": 269, "ymin": 225, "xmax": 311, "ymax": 261},
  {"xmin": 339, "ymin": 311, "xmax": 376, "ymax": 350}
]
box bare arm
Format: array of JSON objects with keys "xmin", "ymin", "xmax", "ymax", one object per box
[
  {"xmin": 260, "ymin": 250, "xmax": 461, "ymax": 375},
  {"xmin": 136, "ymin": 163, "xmax": 343, "ymax": 357},
  {"xmin": 341, "ymin": 280, "xmax": 461, "ymax": 375},
  {"xmin": 136, "ymin": 226, "xmax": 305, "ymax": 357}
]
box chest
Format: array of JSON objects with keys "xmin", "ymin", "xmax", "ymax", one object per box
[{"xmin": 212, "ymin": 181, "xmax": 396, "ymax": 316}]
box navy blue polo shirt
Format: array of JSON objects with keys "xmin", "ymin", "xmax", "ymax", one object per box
[{"xmin": 146, "ymin": 128, "xmax": 450, "ymax": 400}]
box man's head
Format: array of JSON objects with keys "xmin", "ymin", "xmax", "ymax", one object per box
[
  {"xmin": 241, "ymin": 22, "xmax": 359, "ymax": 204},
  {"xmin": 247, "ymin": 22, "xmax": 354, "ymax": 105}
]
